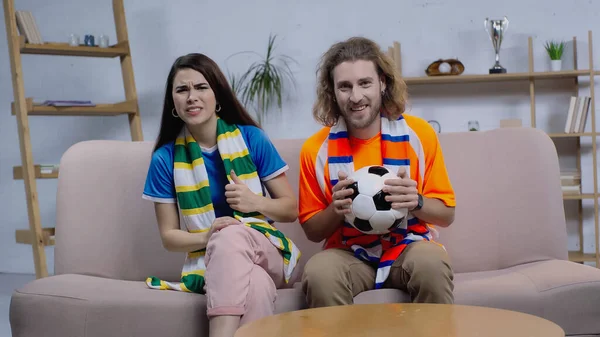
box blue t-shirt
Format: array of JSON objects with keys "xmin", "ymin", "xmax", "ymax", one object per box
[{"xmin": 142, "ymin": 125, "xmax": 288, "ymax": 218}]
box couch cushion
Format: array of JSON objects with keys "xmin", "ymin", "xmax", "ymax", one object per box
[
  {"xmin": 274, "ymin": 286, "xmax": 307, "ymax": 314},
  {"xmin": 454, "ymin": 260, "xmax": 600, "ymax": 335},
  {"xmin": 353, "ymin": 289, "xmax": 411, "ymax": 304},
  {"xmin": 513, "ymin": 260, "xmax": 600, "ymax": 336},
  {"xmin": 10, "ymin": 274, "xmax": 208, "ymax": 337},
  {"xmin": 10, "ymin": 274, "xmax": 309, "ymax": 337}
]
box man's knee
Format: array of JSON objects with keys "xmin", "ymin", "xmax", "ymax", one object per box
[
  {"xmin": 403, "ymin": 241, "xmax": 454, "ymax": 303},
  {"xmin": 302, "ymin": 249, "xmax": 349, "ymax": 290},
  {"xmin": 408, "ymin": 242, "xmax": 453, "ymax": 277},
  {"xmin": 301, "ymin": 249, "xmax": 362, "ymax": 307}
]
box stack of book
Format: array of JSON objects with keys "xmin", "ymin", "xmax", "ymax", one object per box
[
  {"xmin": 561, "ymin": 170, "xmax": 581, "ymax": 195},
  {"xmin": 564, "ymin": 96, "xmax": 591, "ymax": 133},
  {"xmin": 41, "ymin": 100, "xmax": 95, "ymax": 107},
  {"xmin": 14, "ymin": 10, "xmax": 43, "ymax": 44}
]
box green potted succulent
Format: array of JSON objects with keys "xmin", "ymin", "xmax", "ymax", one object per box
[
  {"xmin": 227, "ymin": 34, "xmax": 297, "ymax": 126},
  {"xmin": 544, "ymin": 40, "xmax": 565, "ymax": 71}
]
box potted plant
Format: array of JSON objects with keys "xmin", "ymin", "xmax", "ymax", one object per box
[
  {"xmin": 544, "ymin": 40, "xmax": 565, "ymax": 71},
  {"xmin": 226, "ymin": 34, "xmax": 297, "ymax": 126}
]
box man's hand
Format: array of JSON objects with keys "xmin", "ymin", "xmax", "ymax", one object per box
[
  {"xmin": 300, "ymin": 170, "xmax": 356, "ymax": 243},
  {"xmin": 331, "ymin": 171, "xmax": 355, "ymax": 215},
  {"xmin": 383, "ymin": 167, "xmax": 419, "ymax": 211},
  {"xmin": 225, "ymin": 170, "xmax": 261, "ymax": 213}
]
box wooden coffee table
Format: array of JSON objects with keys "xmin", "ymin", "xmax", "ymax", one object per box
[{"xmin": 235, "ymin": 303, "xmax": 564, "ymax": 337}]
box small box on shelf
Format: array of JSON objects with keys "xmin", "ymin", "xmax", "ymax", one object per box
[
  {"xmin": 13, "ymin": 164, "xmax": 59, "ymax": 179},
  {"xmin": 561, "ymin": 170, "xmax": 581, "ymax": 195},
  {"xmin": 500, "ymin": 118, "xmax": 523, "ymax": 128}
]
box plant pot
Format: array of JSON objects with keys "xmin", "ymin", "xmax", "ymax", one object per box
[
  {"xmin": 550, "ymin": 59, "xmax": 562, "ymax": 71},
  {"xmin": 468, "ymin": 120, "xmax": 480, "ymax": 131}
]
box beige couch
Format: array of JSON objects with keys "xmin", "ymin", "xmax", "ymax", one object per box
[{"xmin": 9, "ymin": 127, "xmax": 600, "ymax": 337}]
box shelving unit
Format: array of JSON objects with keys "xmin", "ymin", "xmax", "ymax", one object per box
[
  {"xmin": 387, "ymin": 31, "xmax": 599, "ymax": 267},
  {"xmin": 404, "ymin": 69, "xmax": 600, "ymax": 84},
  {"xmin": 19, "ymin": 40, "xmax": 130, "ymax": 58},
  {"xmin": 3, "ymin": 0, "xmax": 144, "ymax": 279},
  {"xmin": 11, "ymin": 97, "xmax": 137, "ymax": 116}
]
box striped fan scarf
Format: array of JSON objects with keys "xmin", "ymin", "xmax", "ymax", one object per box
[
  {"xmin": 146, "ymin": 118, "xmax": 301, "ymax": 294},
  {"xmin": 326, "ymin": 114, "xmax": 433, "ymax": 289}
]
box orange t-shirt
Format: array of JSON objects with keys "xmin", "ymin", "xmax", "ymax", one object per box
[{"xmin": 298, "ymin": 114, "xmax": 455, "ymax": 249}]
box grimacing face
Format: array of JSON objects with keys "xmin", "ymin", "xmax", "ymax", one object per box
[
  {"xmin": 332, "ymin": 59, "xmax": 386, "ymax": 131},
  {"xmin": 172, "ymin": 68, "xmax": 218, "ymax": 128}
]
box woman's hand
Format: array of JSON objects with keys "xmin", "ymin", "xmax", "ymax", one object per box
[
  {"xmin": 207, "ymin": 216, "xmax": 242, "ymax": 240},
  {"xmin": 225, "ymin": 170, "xmax": 261, "ymax": 213},
  {"xmin": 156, "ymin": 202, "xmax": 236, "ymax": 252}
]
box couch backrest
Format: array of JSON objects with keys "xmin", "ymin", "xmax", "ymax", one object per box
[
  {"xmin": 266, "ymin": 139, "xmax": 326, "ymax": 272},
  {"xmin": 55, "ymin": 140, "xmax": 184, "ymax": 281},
  {"xmin": 273, "ymin": 128, "xmax": 569, "ymax": 274},
  {"xmin": 53, "ymin": 139, "xmax": 323, "ymax": 281},
  {"xmin": 435, "ymin": 127, "xmax": 568, "ymax": 272},
  {"xmin": 54, "ymin": 127, "xmax": 568, "ymax": 280}
]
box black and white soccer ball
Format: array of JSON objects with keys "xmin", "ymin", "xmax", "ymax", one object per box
[{"xmin": 343, "ymin": 165, "xmax": 408, "ymax": 235}]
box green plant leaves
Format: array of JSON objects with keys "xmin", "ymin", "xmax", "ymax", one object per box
[
  {"xmin": 226, "ymin": 34, "xmax": 297, "ymax": 125},
  {"xmin": 544, "ymin": 40, "xmax": 565, "ymax": 60}
]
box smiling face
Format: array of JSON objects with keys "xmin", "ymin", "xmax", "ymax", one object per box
[
  {"xmin": 332, "ymin": 59, "xmax": 386, "ymax": 136},
  {"xmin": 172, "ymin": 68, "xmax": 218, "ymax": 128}
]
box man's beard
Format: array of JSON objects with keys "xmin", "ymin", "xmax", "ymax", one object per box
[{"xmin": 341, "ymin": 101, "xmax": 381, "ymax": 130}]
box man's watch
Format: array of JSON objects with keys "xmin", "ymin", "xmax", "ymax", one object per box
[{"xmin": 412, "ymin": 194, "xmax": 423, "ymax": 211}]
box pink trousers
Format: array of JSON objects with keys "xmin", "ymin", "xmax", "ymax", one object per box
[{"xmin": 204, "ymin": 224, "xmax": 300, "ymax": 325}]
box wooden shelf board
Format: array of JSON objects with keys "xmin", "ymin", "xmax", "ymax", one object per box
[
  {"xmin": 15, "ymin": 228, "xmax": 55, "ymax": 246},
  {"xmin": 11, "ymin": 99, "xmax": 137, "ymax": 116},
  {"xmin": 13, "ymin": 165, "xmax": 59, "ymax": 180},
  {"xmin": 548, "ymin": 132, "xmax": 597, "ymax": 138},
  {"xmin": 563, "ymin": 193, "xmax": 597, "ymax": 200},
  {"xmin": 569, "ymin": 251, "xmax": 598, "ymax": 262},
  {"xmin": 20, "ymin": 38, "xmax": 129, "ymax": 58},
  {"xmin": 404, "ymin": 70, "xmax": 600, "ymax": 85}
]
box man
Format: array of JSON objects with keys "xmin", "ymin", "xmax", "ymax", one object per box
[{"xmin": 298, "ymin": 36, "xmax": 456, "ymax": 308}]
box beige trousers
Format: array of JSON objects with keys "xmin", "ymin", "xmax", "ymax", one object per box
[{"xmin": 301, "ymin": 241, "xmax": 454, "ymax": 308}]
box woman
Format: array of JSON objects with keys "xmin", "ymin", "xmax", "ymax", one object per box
[{"xmin": 142, "ymin": 53, "xmax": 301, "ymax": 337}]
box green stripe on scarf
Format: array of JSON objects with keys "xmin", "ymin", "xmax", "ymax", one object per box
[
  {"xmin": 146, "ymin": 118, "xmax": 301, "ymax": 294},
  {"xmin": 176, "ymin": 187, "xmax": 212, "ymax": 210}
]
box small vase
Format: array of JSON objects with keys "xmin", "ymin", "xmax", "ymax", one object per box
[
  {"xmin": 550, "ymin": 59, "xmax": 562, "ymax": 71},
  {"xmin": 468, "ymin": 120, "xmax": 480, "ymax": 131}
]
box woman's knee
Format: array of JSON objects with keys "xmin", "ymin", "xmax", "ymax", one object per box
[{"xmin": 206, "ymin": 225, "xmax": 253, "ymax": 256}]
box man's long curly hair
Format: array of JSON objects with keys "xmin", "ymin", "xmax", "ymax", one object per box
[{"xmin": 313, "ymin": 37, "xmax": 408, "ymax": 127}]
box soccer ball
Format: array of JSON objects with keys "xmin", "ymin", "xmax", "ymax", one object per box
[{"xmin": 342, "ymin": 165, "xmax": 408, "ymax": 235}]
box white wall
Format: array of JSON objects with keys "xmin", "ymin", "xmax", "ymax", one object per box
[{"xmin": 1, "ymin": 0, "xmax": 599, "ymax": 273}]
